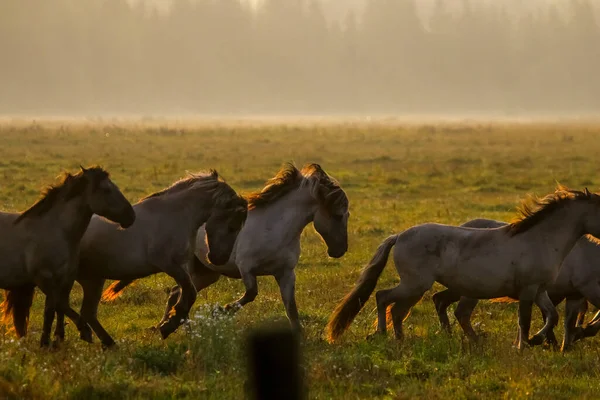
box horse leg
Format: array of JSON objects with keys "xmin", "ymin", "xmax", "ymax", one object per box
[
  {"xmin": 158, "ymin": 257, "xmax": 221, "ymax": 327},
  {"xmin": 35, "ymin": 279, "xmax": 58, "ymax": 348},
  {"xmin": 527, "ymin": 290, "xmax": 558, "ymax": 347},
  {"xmin": 561, "ymin": 297, "xmax": 585, "ymax": 352},
  {"xmin": 52, "ymin": 281, "xmax": 92, "ymax": 345},
  {"xmin": 158, "ymin": 265, "xmax": 198, "ymax": 339},
  {"xmin": 372, "ymin": 282, "xmax": 425, "ymax": 340},
  {"xmin": 225, "ymin": 271, "xmax": 258, "ymax": 311},
  {"xmin": 576, "ymin": 300, "xmax": 589, "ymax": 326},
  {"xmin": 454, "ymin": 297, "xmax": 480, "ymax": 340},
  {"xmin": 78, "ymin": 279, "xmax": 117, "ymax": 348},
  {"xmin": 431, "ymin": 289, "xmax": 461, "ymax": 333},
  {"xmin": 541, "ymin": 295, "xmax": 564, "ymax": 347},
  {"xmin": 275, "ymin": 269, "xmax": 301, "ymax": 333},
  {"xmin": 575, "ymin": 283, "xmax": 600, "ymax": 340},
  {"xmin": 53, "ymin": 280, "xmax": 91, "ymax": 344},
  {"xmin": 516, "ymin": 285, "xmax": 539, "ymax": 351}
]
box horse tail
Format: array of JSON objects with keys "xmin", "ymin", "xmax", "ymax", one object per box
[
  {"xmin": 326, "ymin": 234, "xmax": 398, "ymax": 343},
  {"xmin": 491, "ymin": 296, "xmax": 518, "ymax": 303},
  {"xmin": 101, "ymin": 280, "xmax": 135, "ymax": 302},
  {"xmin": 1, "ymin": 285, "xmax": 35, "ymax": 338}
]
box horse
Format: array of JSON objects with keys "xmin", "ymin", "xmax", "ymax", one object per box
[
  {"xmin": 432, "ymin": 218, "xmax": 600, "ymax": 351},
  {"xmin": 326, "ymin": 187, "xmax": 600, "ymax": 350},
  {"xmin": 0, "ymin": 166, "xmax": 135, "ymax": 347},
  {"xmin": 102, "ymin": 163, "xmax": 349, "ymax": 333},
  {"xmin": 54, "ymin": 170, "xmax": 248, "ymax": 347}
]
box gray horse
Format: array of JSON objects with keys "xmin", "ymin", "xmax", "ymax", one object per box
[
  {"xmin": 327, "ymin": 187, "xmax": 600, "ymax": 350},
  {"xmin": 0, "ymin": 166, "xmax": 135, "ymax": 347},
  {"xmin": 54, "ymin": 170, "xmax": 248, "ymax": 347},
  {"xmin": 103, "ymin": 163, "xmax": 349, "ymax": 332},
  {"xmin": 433, "ymin": 218, "xmax": 600, "ymax": 351}
]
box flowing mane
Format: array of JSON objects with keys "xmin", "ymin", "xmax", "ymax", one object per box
[
  {"xmin": 246, "ymin": 162, "xmax": 348, "ymax": 213},
  {"xmin": 15, "ymin": 166, "xmax": 109, "ymax": 224},
  {"xmin": 246, "ymin": 163, "xmax": 303, "ymax": 210},
  {"xmin": 509, "ymin": 186, "xmax": 599, "ymax": 235},
  {"xmin": 141, "ymin": 170, "xmax": 246, "ymax": 209},
  {"xmin": 141, "ymin": 170, "xmax": 220, "ymax": 200},
  {"xmin": 301, "ymin": 163, "xmax": 349, "ymax": 214}
]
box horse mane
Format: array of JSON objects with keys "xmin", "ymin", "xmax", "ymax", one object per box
[
  {"xmin": 246, "ymin": 162, "xmax": 348, "ymax": 212},
  {"xmin": 246, "ymin": 163, "xmax": 303, "ymax": 210},
  {"xmin": 15, "ymin": 166, "xmax": 109, "ymax": 224},
  {"xmin": 141, "ymin": 170, "xmax": 220, "ymax": 201},
  {"xmin": 301, "ymin": 163, "xmax": 349, "ymax": 214},
  {"xmin": 509, "ymin": 185, "xmax": 599, "ymax": 235},
  {"xmin": 141, "ymin": 170, "xmax": 246, "ymax": 208}
]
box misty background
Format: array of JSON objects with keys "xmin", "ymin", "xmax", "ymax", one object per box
[{"xmin": 1, "ymin": 0, "xmax": 599, "ymax": 116}]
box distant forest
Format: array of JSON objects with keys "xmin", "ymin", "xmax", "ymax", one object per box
[{"xmin": 1, "ymin": 0, "xmax": 599, "ymax": 115}]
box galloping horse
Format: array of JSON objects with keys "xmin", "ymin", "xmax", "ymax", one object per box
[
  {"xmin": 433, "ymin": 218, "xmax": 600, "ymax": 351},
  {"xmin": 0, "ymin": 166, "xmax": 135, "ymax": 347},
  {"xmin": 54, "ymin": 170, "xmax": 247, "ymax": 347},
  {"xmin": 103, "ymin": 163, "xmax": 349, "ymax": 332},
  {"xmin": 327, "ymin": 187, "xmax": 600, "ymax": 350}
]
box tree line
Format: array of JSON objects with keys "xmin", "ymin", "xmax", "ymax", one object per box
[{"xmin": 0, "ymin": 0, "xmax": 598, "ymax": 115}]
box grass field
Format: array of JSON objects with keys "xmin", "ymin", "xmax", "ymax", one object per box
[{"xmin": 1, "ymin": 119, "xmax": 600, "ymax": 399}]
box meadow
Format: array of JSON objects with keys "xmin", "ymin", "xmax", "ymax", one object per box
[{"xmin": 0, "ymin": 118, "xmax": 600, "ymax": 399}]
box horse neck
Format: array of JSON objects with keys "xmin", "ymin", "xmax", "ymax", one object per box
[
  {"xmin": 42, "ymin": 194, "xmax": 93, "ymax": 243},
  {"xmin": 165, "ymin": 188, "xmax": 214, "ymax": 230},
  {"xmin": 257, "ymin": 184, "xmax": 319, "ymax": 242},
  {"xmin": 528, "ymin": 203, "xmax": 585, "ymax": 261}
]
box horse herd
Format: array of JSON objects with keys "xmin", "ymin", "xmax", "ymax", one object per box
[{"xmin": 1, "ymin": 162, "xmax": 599, "ymax": 354}]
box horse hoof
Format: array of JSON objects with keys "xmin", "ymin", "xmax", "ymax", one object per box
[
  {"xmin": 572, "ymin": 327, "xmax": 585, "ymax": 342},
  {"xmin": 528, "ymin": 335, "xmax": 545, "ymax": 346},
  {"xmin": 158, "ymin": 323, "xmax": 174, "ymax": 339}
]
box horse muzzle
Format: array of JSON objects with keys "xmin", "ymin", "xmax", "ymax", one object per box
[{"xmin": 119, "ymin": 209, "xmax": 136, "ymax": 229}]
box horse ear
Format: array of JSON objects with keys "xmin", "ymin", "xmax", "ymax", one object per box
[
  {"xmin": 80, "ymin": 165, "xmax": 88, "ymax": 173},
  {"xmin": 584, "ymin": 187, "xmax": 591, "ymax": 196}
]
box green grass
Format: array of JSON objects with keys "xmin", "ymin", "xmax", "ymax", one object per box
[{"xmin": 1, "ymin": 119, "xmax": 600, "ymax": 399}]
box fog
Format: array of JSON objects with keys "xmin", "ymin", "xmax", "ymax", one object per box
[{"xmin": 1, "ymin": 0, "xmax": 599, "ymax": 117}]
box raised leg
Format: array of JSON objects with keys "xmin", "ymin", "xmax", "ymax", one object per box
[
  {"xmin": 225, "ymin": 271, "xmax": 258, "ymax": 311},
  {"xmin": 158, "ymin": 264, "xmax": 198, "ymax": 339},
  {"xmin": 78, "ymin": 279, "xmax": 117, "ymax": 347},
  {"xmin": 431, "ymin": 289, "xmax": 461, "ymax": 333},
  {"xmin": 275, "ymin": 269, "xmax": 301, "ymax": 333},
  {"xmin": 158, "ymin": 256, "xmax": 221, "ymax": 327},
  {"xmin": 53, "ymin": 281, "xmax": 92, "ymax": 345},
  {"xmin": 527, "ymin": 290, "xmax": 558, "ymax": 347},
  {"xmin": 54, "ymin": 280, "xmax": 92, "ymax": 344},
  {"xmin": 454, "ymin": 297, "xmax": 480, "ymax": 340},
  {"xmin": 372, "ymin": 282, "xmax": 427, "ymax": 340}
]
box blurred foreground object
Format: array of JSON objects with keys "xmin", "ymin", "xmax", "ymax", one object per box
[{"xmin": 247, "ymin": 326, "xmax": 304, "ymax": 400}]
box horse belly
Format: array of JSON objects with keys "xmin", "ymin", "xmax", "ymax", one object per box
[{"xmin": 437, "ymin": 264, "xmax": 516, "ymax": 299}]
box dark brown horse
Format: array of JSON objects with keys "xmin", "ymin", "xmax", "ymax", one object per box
[{"xmin": 0, "ymin": 166, "xmax": 135, "ymax": 347}]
